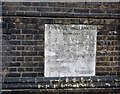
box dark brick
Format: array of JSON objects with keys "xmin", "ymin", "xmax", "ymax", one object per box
[
  {"xmin": 25, "ymin": 12, "xmax": 40, "ymax": 17},
  {"xmin": 34, "ymin": 41, "xmax": 44, "ymax": 45},
  {"xmin": 18, "ymin": 68, "xmax": 24, "ymax": 72},
  {"xmin": 38, "ymin": 52, "xmax": 44, "ymax": 57},
  {"xmin": 9, "ymin": 68, "xmax": 17, "ymax": 72},
  {"xmin": 37, "ymin": 62, "xmax": 44, "ymax": 67},
  {"xmin": 12, "ymin": 57, "xmax": 16, "ymax": 61},
  {"xmin": 6, "ymin": 73, "xmax": 20, "ymax": 77},
  {"xmin": 25, "ymin": 57, "xmax": 33, "ymax": 61},
  {"xmin": 37, "ymin": 7, "xmax": 52, "ymax": 12},
  {"xmin": 9, "ymin": 63, "xmax": 20, "ymax": 67},
  {"xmin": 2, "ymin": 56, "xmax": 12, "ymax": 63},
  {"xmin": 96, "ymin": 72, "xmax": 109, "ymax": 76},
  {"xmin": 18, "ymin": 6, "xmax": 36, "ymax": 11},
  {"xmin": 3, "ymin": 51, "xmax": 10, "ymax": 56},
  {"xmin": 25, "ymin": 68, "xmax": 33, "ymax": 72},
  {"xmin": 8, "ymin": 23, "xmax": 15, "ymax": 29},
  {"xmin": 22, "ymin": 41, "xmax": 34, "ymax": 45},
  {"xmin": 62, "ymin": 8, "xmax": 74, "ymax": 13},
  {"xmin": 2, "ymin": 5, "xmax": 18, "ymax": 10},
  {"xmin": 106, "ymin": 67, "xmax": 112, "ymax": 71},
  {"xmin": 118, "ymin": 61, "xmax": 120, "ymax": 66},
  {"xmin": 34, "ymin": 46, "xmax": 44, "ymax": 51},
  {"xmin": 40, "ymin": 12, "xmax": 73, "ymax": 18},
  {"xmin": 2, "ymin": 18, "xmax": 7, "ymax": 23},
  {"xmin": 22, "ymin": 52, "xmax": 37, "ymax": 56},
  {"xmin": 109, "ymin": 72, "xmax": 117, "ymax": 75},
  {"xmin": 107, "ymin": 9, "xmax": 120, "ymax": 14},
  {"xmin": 56, "ymin": 2, "xmax": 65, "ymax": 7},
  {"xmin": 3, "ymin": 34, "xmax": 11, "ymax": 40},
  {"xmin": 116, "ymin": 25, "xmax": 120, "ymax": 30},
  {"xmin": 15, "ymin": 23, "xmax": 25, "ymax": 29},
  {"xmin": 21, "ymin": 18, "xmax": 31, "ymax": 24},
  {"xmin": 34, "ymin": 68, "xmax": 43, "ymax": 72},
  {"xmin": 110, "ymin": 62, "xmax": 118, "ymax": 66},
  {"xmin": 2, "ymin": 10, "xmax": 8, "ymax": 15},
  {"xmin": 38, "ymin": 73, "xmax": 44, "ymax": 77},
  {"xmin": 30, "ymin": 18, "xmax": 39, "ymax": 24},
  {"xmin": 2, "ymin": 45, "xmax": 11, "ymax": 51},
  {"xmin": 25, "ymin": 24, "xmax": 35, "ymax": 29},
  {"xmin": 74, "ymin": 9, "xmax": 89, "ymax": 13},
  {"xmin": 3, "ymin": 30, "xmax": 11, "ymax": 35},
  {"xmin": 23, "ymin": 2, "xmax": 31, "ymax": 6},
  {"xmin": 39, "ymin": 2, "xmax": 48, "ymax": 6},
  {"xmin": 10, "ymin": 52, "xmax": 20, "ymax": 56},
  {"xmin": 102, "ymin": 2, "xmax": 118, "ymax": 9},
  {"xmin": 11, "ymin": 46, "xmax": 16, "ymax": 50},
  {"xmin": 22, "ymin": 29, "xmax": 37, "ymax": 34},
  {"xmin": 31, "ymin": 2, "xmax": 40, "ymax": 6},
  {"xmin": 22, "ymin": 73, "xmax": 37, "ymax": 77},
  {"xmin": 90, "ymin": 9, "xmax": 104, "ymax": 13},
  {"xmin": 3, "ymin": 78, "xmax": 22, "ymax": 83},
  {"xmin": 117, "ymin": 72, "xmax": 120, "ymax": 75},
  {"xmin": 25, "ymin": 46, "xmax": 34, "ymax": 50},
  {"xmin": 10, "ymin": 41, "xmax": 20, "ymax": 45},
  {"xmin": 26, "ymin": 35, "xmax": 33, "ymax": 40},
  {"xmin": 17, "ymin": 57, "xmax": 24, "ymax": 61},
  {"xmin": 16, "ymin": 11, "xmax": 25, "ymax": 16},
  {"xmin": 96, "ymin": 67, "xmax": 106, "ymax": 71},
  {"xmin": 16, "ymin": 35, "xmax": 25, "ymax": 40},
  {"xmin": 2, "ymin": 23, "xmax": 8, "ymax": 29},
  {"xmin": 2, "ymin": 2, "xmax": 23, "ymax": 5},
  {"xmin": 64, "ymin": 2, "xmax": 78, "ymax": 7},
  {"xmin": 4, "ymin": 11, "xmax": 16, "ymax": 16},
  {"xmin": 96, "ymin": 62, "xmax": 110, "ymax": 66},
  {"xmin": 52, "ymin": 7, "xmax": 61, "ymax": 12},
  {"xmin": 16, "ymin": 46, "xmax": 25, "ymax": 50},
  {"xmin": 34, "ymin": 34, "xmax": 44, "ymax": 40},
  {"xmin": 11, "ymin": 35, "xmax": 16, "ymax": 39},
  {"xmin": 37, "ymin": 27, "xmax": 44, "ymax": 34},
  {"xmin": 34, "ymin": 57, "xmax": 44, "ymax": 61},
  {"xmin": 21, "ymin": 62, "xmax": 37, "ymax": 67}
]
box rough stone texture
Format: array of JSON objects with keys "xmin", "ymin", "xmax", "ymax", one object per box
[{"xmin": 1, "ymin": 2, "xmax": 120, "ymax": 94}]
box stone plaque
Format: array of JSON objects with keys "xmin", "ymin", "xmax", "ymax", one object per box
[{"xmin": 45, "ymin": 24, "xmax": 97, "ymax": 77}]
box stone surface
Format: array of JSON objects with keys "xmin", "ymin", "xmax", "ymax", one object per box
[{"xmin": 45, "ymin": 24, "xmax": 97, "ymax": 77}]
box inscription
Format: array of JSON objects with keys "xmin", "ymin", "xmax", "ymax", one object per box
[{"xmin": 45, "ymin": 24, "xmax": 97, "ymax": 77}]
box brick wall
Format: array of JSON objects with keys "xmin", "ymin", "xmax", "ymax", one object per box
[{"xmin": 1, "ymin": 2, "xmax": 120, "ymax": 94}]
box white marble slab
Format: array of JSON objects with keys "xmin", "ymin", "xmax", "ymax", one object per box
[{"xmin": 45, "ymin": 24, "xmax": 97, "ymax": 77}]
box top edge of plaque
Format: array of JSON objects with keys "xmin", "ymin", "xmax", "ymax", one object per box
[{"xmin": 45, "ymin": 24, "xmax": 97, "ymax": 31}]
